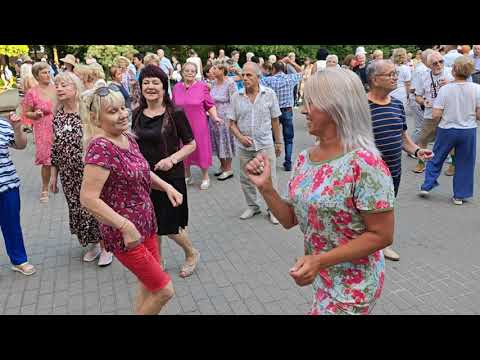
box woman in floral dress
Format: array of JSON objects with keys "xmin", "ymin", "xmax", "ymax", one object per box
[
  {"xmin": 23, "ymin": 62, "xmax": 57, "ymax": 203},
  {"xmin": 209, "ymin": 60, "xmax": 237, "ymax": 180},
  {"xmin": 245, "ymin": 69, "xmax": 395, "ymax": 315},
  {"xmin": 49, "ymin": 72, "xmax": 112, "ymax": 266}
]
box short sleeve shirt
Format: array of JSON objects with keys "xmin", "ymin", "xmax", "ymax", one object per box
[
  {"xmin": 415, "ymin": 68, "xmax": 454, "ymax": 119},
  {"xmin": 287, "ymin": 148, "xmax": 394, "ymax": 313},
  {"xmin": 0, "ymin": 118, "xmax": 20, "ymax": 193},
  {"xmin": 84, "ymin": 134, "xmax": 157, "ymax": 252},
  {"xmin": 229, "ymin": 86, "xmax": 282, "ymax": 151},
  {"xmin": 434, "ymin": 82, "xmax": 480, "ymax": 129}
]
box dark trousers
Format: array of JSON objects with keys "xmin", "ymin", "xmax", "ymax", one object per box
[
  {"xmin": 0, "ymin": 187, "xmax": 28, "ymax": 265},
  {"xmin": 279, "ymin": 109, "xmax": 294, "ymax": 169}
]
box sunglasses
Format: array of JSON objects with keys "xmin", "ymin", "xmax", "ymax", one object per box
[
  {"xmin": 432, "ymin": 60, "xmax": 444, "ymax": 66},
  {"xmin": 90, "ymin": 84, "xmax": 121, "ymax": 110}
]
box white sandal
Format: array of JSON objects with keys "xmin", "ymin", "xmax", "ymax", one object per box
[{"xmin": 11, "ymin": 262, "xmax": 37, "ymax": 276}]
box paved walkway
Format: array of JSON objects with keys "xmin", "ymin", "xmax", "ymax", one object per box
[{"xmin": 1, "ymin": 108, "xmax": 480, "ymax": 315}]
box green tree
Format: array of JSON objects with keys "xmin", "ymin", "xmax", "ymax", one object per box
[
  {"xmin": 85, "ymin": 45, "xmax": 138, "ymax": 71},
  {"xmin": 0, "ymin": 45, "xmax": 29, "ymax": 57}
]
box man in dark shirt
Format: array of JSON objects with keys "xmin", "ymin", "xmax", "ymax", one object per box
[{"xmin": 366, "ymin": 59, "xmax": 433, "ymax": 261}]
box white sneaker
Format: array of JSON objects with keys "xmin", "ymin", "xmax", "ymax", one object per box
[
  {"xmin": 418, "ymin": 189, "xmax": 429, "ymax": 197},
  {"xmin": 383, "ymin": 246, "xmax": 400, "ymax": 261},
  {"xmin": 98, "ymin": 249, "xmax": 113, "ymax": 267},
  {"xmin": 452, "ymin": 198, "xmax": 463, "ymax": 205},
  {"xmin": 185, "ymin": 177, "xmax": 194, "ymax": 185},
  {"xmin": 200, "ymin": 179, "xmax": 210, "ymax": 190},
  {"xmin": 240, "ymin": 208, "xmax": 261, "ymax": 220},
  {"xmin": 268, "ymin": 211, "xmax": 279, "ymax": 225},
  {"xmin": 83, "ymin": 243, "xmax": 101, "ymax": 262}
]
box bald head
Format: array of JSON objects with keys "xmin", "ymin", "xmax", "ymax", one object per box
[{"xmin": 157, "ymin": 49, "xmax": 165, "ymax": 59}]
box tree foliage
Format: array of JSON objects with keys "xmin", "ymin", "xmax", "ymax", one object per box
[
  {"xmin": 85, "ymin": 45, "xmax": 138, "ymax": 70},
  {"xmin": 0, "ymin": 45, "xmax": 29, "ymax": 57}
]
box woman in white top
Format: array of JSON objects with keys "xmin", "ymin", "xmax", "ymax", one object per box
[
  {"xmin": 311, "ymin": 48, "xmax": 329, "ymax": 73},
  {"xmin": 186, "ymin": 49, "xmax": 203, "ymax": 81},
  {"xmin": 419, "ymin": 56, "xmax": 480, "ymax": 205},
  {"xmin": 389, "ymin": 48, "xmax": 412, "ymax": 109}
]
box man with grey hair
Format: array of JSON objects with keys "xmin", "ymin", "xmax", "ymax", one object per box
[
  {"xmin": 409, "ymin": 49, "xmax": 434, "ymax": 144},
  {"xmin": 246, "ymin": 52, "xmax": 255, "ymax": 62},
  {"xmin": 229, "ymin": 62, "xmax": 282, "ymax": 224},
  {"xmin": 471, "ymin": 45, "xmax": 480, "ymax": 84},
  {"xmin": 367, "ymin": 59, "xmax": 433, "ymax": 261},
  {"xmin": 414, "ymin": 51, "xmax": 454, "ymax": 173},
  {"xmin": 157, "ymin": 48, "xmax": 174, "ymax": 96}
]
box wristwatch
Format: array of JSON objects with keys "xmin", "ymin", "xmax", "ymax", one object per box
[{"xmin": 170, "ymin": 156, "xmax": 178, "ymax": 165}]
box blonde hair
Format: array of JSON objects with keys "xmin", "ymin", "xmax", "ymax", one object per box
[
  {"xmin": 31, "ymin": 62, "xmax": 50, "ymax": 81},
  {"xmin": 115, "ymin": 56, "xmax": 131, "ymax": 69},
  {"xmin": 75, "ymin": 64, "xmax": 105, "ymax": 87},
  {"xmin": 22, "ymin": 73, "xmax": 38, "ymax": 93},
  {"xmin": 80, "ymin": 83, "xmax": 125, "ymax": 147},
  {"xmin": 143, "ymin": 53, "xmax": 160, "ymax": 66},
  {"xmin": 373, "ymin": 49, "xmax": 383, "ymax": 59},
  {"xmin": 212, "ymin": 59, "xmax": 227, "ymax": 75},
  {"xmin": 392, "ymin": 48, "xmax": 407, "ymax": 65},
  {"xmin": 453, "ymin": 56, "xmax": 475, "ymax": 79},
  {"xmin": 303, "ymin": 68, "xmax": 379, "ymax": 156},
  {"xmin": 54, "ymin": 72, "xmax": 84, "ymax": 111}
]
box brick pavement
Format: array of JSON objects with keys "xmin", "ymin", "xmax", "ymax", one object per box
[{"xmin": 1, "ymin": 107, "xmax": 479, "ymax": 315}]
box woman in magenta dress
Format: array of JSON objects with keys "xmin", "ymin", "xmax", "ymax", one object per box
[
  {"xmin": 23, "ymin": 62, "xmax": 57, "ymax": 203},
  {"xmin": 172, "ymin": 62, "xmax": 224, "ymax": 190}
]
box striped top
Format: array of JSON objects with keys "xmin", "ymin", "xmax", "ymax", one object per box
[
  {"xmin": 368, "ymin": 98, "xmax": 407, "ymax": 180},
  {"xmin": 0, "ymin": 118, "xmax": 20, "ymax": 193}
]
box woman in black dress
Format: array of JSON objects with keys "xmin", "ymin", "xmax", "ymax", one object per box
[{"xmin": 132, "ymin": 65, "xmax": 200, "ymax": 278}]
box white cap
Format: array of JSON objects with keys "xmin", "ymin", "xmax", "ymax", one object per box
[{"xmin": 355, "ymin": 46, "xmax": 367, "ymax": 56}]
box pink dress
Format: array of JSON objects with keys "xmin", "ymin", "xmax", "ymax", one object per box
[
  {"xmin": 172, "ymin": 81, "xmax": 214, "ymax": 169},
  {"xmin": 23, "ymin": 87, "xmax": 54, "ymax": 165}
]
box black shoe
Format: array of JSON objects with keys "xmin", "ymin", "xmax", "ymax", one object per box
[{"xmin": 284, "ymin": 165, "xmax": 292, "ymax": 172}]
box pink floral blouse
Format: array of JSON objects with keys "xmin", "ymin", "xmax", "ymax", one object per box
[{"xmin": 84, "ymin": 134, "xmax": 157, "ymax": 252}]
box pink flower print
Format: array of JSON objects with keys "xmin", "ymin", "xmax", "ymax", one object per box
[
  {"xmin": 315, "ymin": 289, "xmax": 328, "ymax": 303},
  {"xmin": 309, "ymin": 307, "xmax": 320, "ymax": 316},
  {"xmin": 307, "ymin": 205, "xmax": 324, "ymax": 231},
  {"xmin": 297, "ymin": 153, "xmax": 306, "ymax": 168},
  {"xmin": 374, "ymin": 272, "xmax": 385, "ymax": 299},
  {"xmin": 375, "ymin": 200, "xmax": 391, "ymax": 209},
  {"xmin": 311, "ymin": 164, "xmax": 333, "ymax": 192},
  {"xmin": 318, "ymin": 269, "xmax": 333, "ymax": 288},
  {"xmin": 345, "ymin": 197, "xmax": 355, "ymax": 209},
  {"xmin": 357, "ymin": 149, "xmax": 378, "ymax": 167},
  {"xmin": 338, "ymin": 237, "xmax": 350, "ymax": 246},
  {"xmin": 332, "ymin": 179, "xmax": 343, "ymax": 187},
  {"xmin": 352, "ymin": 161, "xmax": 362, "ymax": 182},
  {"xmin": 373, "ymin": 250, "xmax": 381, "ymax": 261},
  {"xmin": 321, "ymin": 185, "xmax": 335, "ymax": 196},
  {"xmin": 378, "ymin": 159, "xmax": 392, "ymax": 177},
  {"xmin": 342, "ymin": 174, "xmax": 354, "ymax": 184},
  {"xmin": 325, "ymin": 302, "xmax": 337, "ymax": 314},
  {"xmin": 351, "ymin": 257, "xmax": 370, "ymax": 265},
  {"xmin": 343, "ymin": 269, "xmax": 364, "ymax": 286},
  {"xmin": 332, "ymin": 210, "xmax": 352, "ymax": 226},
  {"xmin": 310, "ymin": 233, "xmax": 327, "ymax": 252},
  {"xmin": 351, "ymin": 289, "xmax": 366, "ymax": 304},
  {"xmin": 289, "ymin": 173, "xmax": 307, "ymax": 199}
]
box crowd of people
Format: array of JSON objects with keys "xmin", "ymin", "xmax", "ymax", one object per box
[{"xmin": 0, "ymin": 44, "xmax": 479, "ymax": 315}]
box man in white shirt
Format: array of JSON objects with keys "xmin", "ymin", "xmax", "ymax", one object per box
[
  {"xmin": 442, "ymin": 45, "xmax": 462, "ymax": 68},
  {"xmin": 470, "ymin": 45, "xmax": 480, "ymax": 84},
  {"xmin": 157, "ymin": 49, "xmax": 174, "ymax": 95},
  {"xmin": 414, "ymin": 51, "xmax": 454, "ymax": 173},
  {"xmin": 410, "ymin": 49, "xmax": 433, "ymax": 144}
]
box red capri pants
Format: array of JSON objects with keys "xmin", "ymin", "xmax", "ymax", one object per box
[{"xmin": 114, "ymin": 234, "xmax": 171, "ymax": 292}]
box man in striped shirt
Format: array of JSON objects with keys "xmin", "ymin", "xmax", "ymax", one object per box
[
  {"xmin": 366, "ymin": 60, "xmax": 433, "ymax": 261},
  {"xmin": 0, "ymin": 113, "xmax": 36, "ymax": 275}
]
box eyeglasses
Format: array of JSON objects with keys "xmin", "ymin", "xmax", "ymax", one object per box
[
  {"xmin": 431, "ymin": 60, "xmax": 444, "ymax": 66},
  {"xmin": 376, "ymin": 72, "xmax": 398, "ymax": 79},
  {"xmin": 90, "ymin": 84, "xmax": 121, "ymax": 110}
]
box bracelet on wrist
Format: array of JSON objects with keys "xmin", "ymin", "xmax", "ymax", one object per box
[{"xmin": 414, "ymin": 148, "xmax": 420, "ymax": 157}]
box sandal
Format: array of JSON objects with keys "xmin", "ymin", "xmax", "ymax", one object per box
[
  {"xmin": 40, "ymin": 191, "xmax": 49, "ymax": 203},
  {"xmin": 11, "ymin": 262, "xmax": 37, "ymax": 276},
  {"xmin": 179, "ymin": 250, "xmax": 200, "ymax": 278}
]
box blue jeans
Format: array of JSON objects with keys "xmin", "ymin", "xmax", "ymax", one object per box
[
  {"xmin": 421, "ymin": 127, "xmax": 476, "ymax": 199},
  {"xmin": 279, "ymin": 109, "xmax": 294, "ymax": 169},
  {"xmin": 0, "ymin": 187, "xmax": 28, "ymax": 265}
]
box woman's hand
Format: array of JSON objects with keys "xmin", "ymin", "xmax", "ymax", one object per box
[
  {"xmin": 154, "ymin": 158, "xmax": 174, "ymax": 172},
  {"xmin": 213, "ymin": 116, "xmax": 224, "ymax": 125},
  {"xmin": 50, "ymin": 175, "xmax": 59, "ymax": 194},
  {"xmin": 166, "ymin": 185, "xmax": 183, "ymax": 207},
  {"xmin": 417, "ymin": 148, "xmax": 434, "ymax": 161},
  {"xmin": 8, "ymin": 112, "xmax": 22, "ymax": 130},
  {"xmin": 245, "ymin": 152, "xmax": 273, "ymax": 191},
  {"xmin": 289, "ymin": 255, "xmax": 323, "ymax": 287},
  {"xmin": 33, "ymin": 109, "xmax": 44, "ymax": 119},
  {"xmin": 120, "ymin": 220, "xmax": 142, "ymax": 249}
]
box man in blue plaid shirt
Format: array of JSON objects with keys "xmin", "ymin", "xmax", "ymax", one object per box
[{"xmin": 261, "ymin": 58, "xmax": 303, "ymax": 171}]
